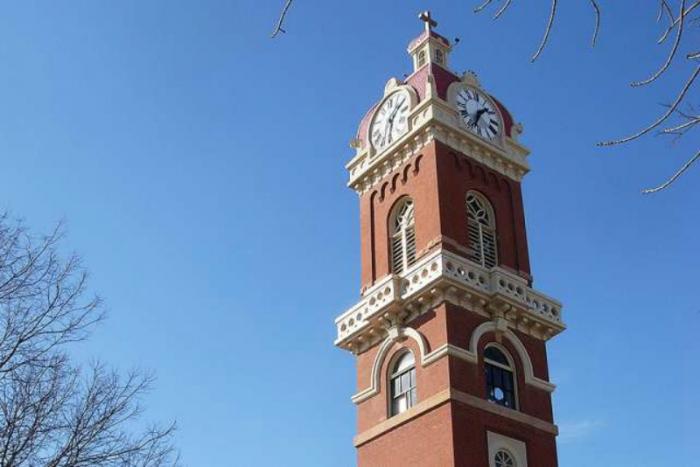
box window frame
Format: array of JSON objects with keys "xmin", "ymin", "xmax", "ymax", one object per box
[
  {"xmin": 388, "ymin": 350, "xmax": 417, "ymax": 417},
  {"xmin": 487, "ymin": 431, "xmax": 528, "ymax": 467},
  {"xmin": 417, "ymin": 49, "xmax": 427, "ymax": 68},
  {"xmin": 483, "ymin": 343, "xmax": 518, "ymax": 411},
  {"xmin": 389, "ymin": 198, "xmax": 417, "ymax": 274},
  {"xmin": 466, "ymin": 191, "xmax": 498, "ymax": 269},
  {"xmin": 434, "ymin": 48, "xmax": 444, "ymax": 64}
]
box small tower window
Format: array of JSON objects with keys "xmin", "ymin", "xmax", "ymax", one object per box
[
  {"xmin": 417, "ymin": 49, "xmax": 427, "ymax": 68},
  {"xmin": 466, "ymin": 191, "xmax": 498, "ymax": 268},
  {"xmin": 494, "ymin": 449, "xmax": 516, "ymax": 467},
  {"xmin": 390, "ymin": 198, "xmax": 417, "ymax": 274},
  {"xmin": 484, "ymin": 345, "xmax": 517, "ymax": 410},
  {"xmin": 434, "ymin": 48, "xmax": 444, "ymax": 64},
  {"xmin": 389, "ymin": 351, "xmax": 416, "ymax": 416}
]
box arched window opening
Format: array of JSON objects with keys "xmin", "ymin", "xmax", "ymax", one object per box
[
  {"xmin": 434, "ymin": 48, "xmax": 444, "ymax": 64},
  {"xmin": 484, "ymin": 345, "xmax": 517, "ymax": 410},
  {"xmin": 494, "ymin": 449, "xmax": 516, "ymax": 467},
  {"xmin": 389, "ymin": 351, "xmax": 416, "ymax": 416},
  {"xmin": 390, "ymin": 199, "xmax": 417, "ymax": 274},
  {"xmin": 417, "ymin": 49, "xmax": 427, "ymax": 68},
  {"xmin": 466, "ymin": 191, "xmax": 497, "ymax": 268}
]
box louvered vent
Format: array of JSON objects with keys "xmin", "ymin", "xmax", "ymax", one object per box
[
  {"xmin": 391, "ymin": 233, "xmax": 405, "ymax": 274},
  {"xmin": 466, "ymin": 192, "xmax": 498, "ymax": 269},
  {"xmin": 390, "ymin": 199, "xmax": 416, "ymax": 274},
  {"xmin": 482, "ymin": 229, "xmax": 497, "ymax": 268},
  {"xmin": 467, "ymin": 221, "xmax": 483, "ymax": 265},
  {"xmin": 405, "ymin": 225, "xmax": 417, "ymax": 266}
]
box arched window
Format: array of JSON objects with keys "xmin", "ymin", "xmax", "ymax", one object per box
[
  {"xmin": 484, "ymin": 345, "xmax": 517, "ymax": 410},
  {"xmin": 466, "ymin": 191, "xmax": 497, "ymax": 268},
  {"xmin": 390, "ymin": 199, "xmax": 417, "ymax": 274},
  {"xmin": 434, "ymin": 48, "xmax": 444, "ymax": 65},
  {"xmin": 494, "ymin": 449, "xmax": 516, "ymax": 467},
  {"xmin": 389, "ymin": 351, "xmax": 416, "ymax": 416},
  {"xmin": 417, "ymin": 49, "xmax": 427, "ymax": 68}
]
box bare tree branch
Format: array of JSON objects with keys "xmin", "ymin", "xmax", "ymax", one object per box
[
  {"xmin": 271, "ymin": 0, "xmax": 294, "ymax": 38},
  {"xmin": 632, "ymin": 0, "xmax": 687, "ymax": 86},
  {"xmin": 474, "ymin": 0, "xmax": 495, "ymax": 14},
  {"xmin": 494, "ymin": 0, "xmax": 514, "ymax": 19},
  {"xmin": 531, "ymin": 0, "xmax": 558, "ymax": 62},
  {"xmin": 599, "ymin": 66, "xmax": 700, "ymax": 146},
  {"xmin": 657, "ymin": 0, "xmax": 700, "ymax": 43},
  {"xmin": 661, "ymin": 115, "xmax": 700, "ymax": 134},
  {"xmin": 590, "ymin": 0, "xmax": 601, "ymax": 47},
  {"xmin": 642, "ymin": 149, "xmax": 700, "ymax": 193}
]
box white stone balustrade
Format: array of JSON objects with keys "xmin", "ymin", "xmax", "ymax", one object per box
[{"xmin": 335, "ymin": 249, "xmax": 564, "ymax": 349}]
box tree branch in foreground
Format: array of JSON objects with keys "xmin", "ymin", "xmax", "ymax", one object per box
[{"xmin": 271, "ymin": 0, "xmax": 294, "ymax": 38}]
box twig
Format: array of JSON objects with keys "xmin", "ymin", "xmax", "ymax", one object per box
[
  {"xmin": 661, "ymin": 116, "xmax": 700, "ymax": 134},
  {"xmin": 633, "ymin": 0, "xmax": 686, "ymax": 86},
  {"xmin": 657, "ymin": 0, "xmax": 700, "ymax": 43},
  {"xmin": 599, "ymin": 65, "xmax": 700, "ymax": 146},
  {"xmin": 474, "ymin": 0, "xmax": 495, "ymax": 13},
  {"xmin": 657, "ymin": 0, "xmax": 674, "ymax": 23},
  {"xmin": 531, "ymin": 0, "xmax": 557, "ymax": 62},
  {"xmin": 271, "ymin": 0, "xmax": 294, "ymax": 38},
  {"xmin": 590, "ymin": 0, "xmax": 601, "ymax": 47},
  {"xmin": 642, "ymin": 149, "xmax": 700, "ymax": 193},
  {"xmin": 494, "ymin": 0, "xmax": 514, "ymax": 19}
]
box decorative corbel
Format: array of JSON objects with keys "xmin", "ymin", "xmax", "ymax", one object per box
[{"xmin": 493, "ymin": 316, "xmax": 509, "ymax": 344}]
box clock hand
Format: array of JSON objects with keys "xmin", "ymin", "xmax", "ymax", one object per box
[
  {"xmin": 472, "ymin": 108, "xmax": 488, "ymax": 127},
  {"xmin": 388, "ymin": 106, "xmax": 400, "ymax": 124},
  {"xmin": 387, "ymin": 116, "xmax": 395, "ymax": 143}
]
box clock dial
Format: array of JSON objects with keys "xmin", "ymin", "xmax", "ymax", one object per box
[
  {"xmin": 456, "ymin": 88, "xmax": 501, "ymax": 140},
  {"xmin": 370, "ymin": 90, "xmax": 411, "ymax": 151}
]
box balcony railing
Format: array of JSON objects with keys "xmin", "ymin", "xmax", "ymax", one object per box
[{"xmin": 335, "ymin": 249, "xmax": 563, "ymax": 348}]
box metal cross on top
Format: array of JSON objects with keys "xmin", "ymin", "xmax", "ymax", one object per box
[{"xmin": 419, "ymin": 11, "xmax": 437, "ymax": 32}]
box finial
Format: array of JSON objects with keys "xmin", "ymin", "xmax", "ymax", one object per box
[{"xmin": 419, "ymin": 11, "xmax": 437, "ymax": 33}]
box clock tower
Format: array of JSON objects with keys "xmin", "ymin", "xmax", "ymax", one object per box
[{"xmin": 334, "ymin": 13, "xmax": 565, "ymax": 467}]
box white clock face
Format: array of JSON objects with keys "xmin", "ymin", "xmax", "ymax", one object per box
[
  {"xmin": 370, "ymin": 90, "xmax": 410, "ymax": 151},
  {"xmin": 456, "ymin": 88, "xmax": 501, "ymax": 140}
]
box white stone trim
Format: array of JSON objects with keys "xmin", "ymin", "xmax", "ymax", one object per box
[
  {"xmin": 423, "ymin": 343, "xmax": 478, "ymax": 366},
  {"xmin": 470, "ymin": 321, "xmax": 556, "ymax": 393},
  {"xmin": 354, "ymin": 388, "xmax": 453, "ymax": 447},
  {"xmin": 351, "ymin": 317, "xmax": 556, "ymax": 405},
  {"xmin": 335, "ymin": 248, "xmax": 564, "ymax": 353},
  {"xmin": 346, "ymin": 89, "xmax": 532, "ymax": 194},
  {"xmin": 487, "ymin": 431, "xmax": 529, "ymax": 467},
  {"xmin": 352, "ymin": 326, "xmax": 478, "ymax": 404},
  {"xmin": 353, "ymin": 388, "xmax": 558, "ymax": 447},
  {"xmin": 351, "ymin": 326, "xmax": 425, "ymax": 404}
]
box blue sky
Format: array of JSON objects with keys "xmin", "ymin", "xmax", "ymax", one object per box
[{"xmin": 0, "ymin": 1, "xmax": 698, "ymax": 465}]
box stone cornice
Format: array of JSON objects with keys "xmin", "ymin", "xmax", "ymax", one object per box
[
  {"xmin": 346, "ymin": 94, "xmax": 531, "ymax": 195},
  {"xmin": 334, "ymin": 249, "xmax": 565, "ymax": 354}
]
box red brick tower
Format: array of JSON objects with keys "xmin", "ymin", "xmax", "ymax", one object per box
[{"xmin": 334, "ymin": 12, "xmax": 566, "ymax": 467}]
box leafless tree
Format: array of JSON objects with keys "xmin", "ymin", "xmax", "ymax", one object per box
[
  {"xmin": 0, "ymin": 213, "xmax": 178, "ymax": 466},
  {"xmin": 271, "ymin": 0, "xmax": 699, "ymax": 193}
]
